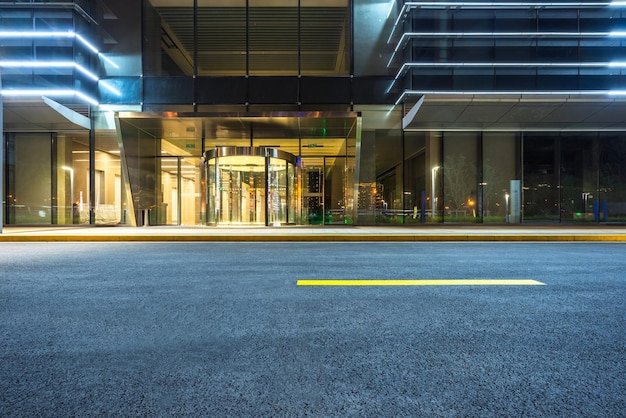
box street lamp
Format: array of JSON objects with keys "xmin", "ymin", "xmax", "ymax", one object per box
[
  {"xmin": 62, "ymin": 166, "xmax": 74, "ymax": 223},
  {"xmin": 431, "ymin": 166, "xmax": 440, "ymax": 218},
  {"xmin": 504, "ymin": 191, "xmax": 510, "ymax": 223}
]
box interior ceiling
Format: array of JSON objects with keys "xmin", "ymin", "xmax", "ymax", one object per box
[
  {"xmin": 404, "ymin": 96, "xmax": 626, "ymax": 131},
  {"xmin": 153, "ymin": 0, "xmax": 349, "ymax": 75},
  {"xmin": 2, "ymin": 98, "xmax": 91, "ymax": 132}
]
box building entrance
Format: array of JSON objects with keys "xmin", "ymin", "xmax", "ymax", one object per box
[{"xmin": 204, "ymin": 147, "xmax": 297, "ymax": 226}]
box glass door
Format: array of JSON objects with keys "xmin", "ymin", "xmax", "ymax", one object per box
[
  {"xmin": 159, "ymin": 157, "xmax": 202, "ymax": 225},
  {"xmin": 204, "ymin": 147, "xmax": 297, "ymax": 226}
]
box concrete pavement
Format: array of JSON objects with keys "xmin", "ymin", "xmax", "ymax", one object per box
[{"xmin": 1, "ymin": 224, "xmax": 626, "ymax": 242}]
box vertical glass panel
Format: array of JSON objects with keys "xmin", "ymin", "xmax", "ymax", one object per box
[
  {"xmin": 560, "ymin": 135, "xmax": 596, "ymax": 223},
  {"xmin": 483, "ymin": 133, "xmax": 519, "ymax": 223},
  {"xmin": 599, "ymin": 134, "xmax": 626, "ymax": 222},
  {"xmin": 375, "ymin": 129, "xmax": 402, "ymax": 223},
  {"xmin": 301, "ymin": 158, "xmax": 324, "ymax": 224},
  {"xmin": 443, "ymin": 133, "xmax": 479, "ymax": 223},
  {"xmin": 325, "ymin": 157, "xmax": 348, "ymax": 224},
  {"xmin": 301, "ymin": 0, "xmax": 350, "ymax": 75},
  {"xmin": 146, "ymin": 0, "xmax": 195, "ymax": 76},
  {"xmin": 353, "ymin": 0, "xmax": 393, "ymax": 76},
  {"xmin": 403, "ymin": 132, "xmax": 426, "ymax": 224},
  {"xmin": 268, "ymin": 157, "xmax": 287, "ymax": 225},
  {"xmin": 94, "ymin": 132, "xmax": 124, "ymax": 225},
  {"xmin": 12, "ymin": 134, "xmax": 52, "ymax": 224},
  {"xmin": 197, "ymin": 1, "xmax": 246, "ymax": 75},
  {"xmin": 523, "ymin": 134, "xmax": 559, "ymax": 222},
  {"xmin": 288, "ymin": 162, "xmax": 297, "ymax": 224},
  {"xmin": 376, "ymin": 165, "xmax": 402, "ymax": 223},
  {"xmin": 357, "ymin": 131, "xmax": 376, "ymax": 225},
  {"xmin": 160, "ymin": 157, "xmax": 177, "ymax": 225},
  {"xmin": 249, "ymin": 0, "xmax": 298, "ymax": 75},
  {"xmin": 57, "ymin": 133, "xmax": 90, "ymax": 225},
  {"xmin": 117, "ymin": 120, "xmax": 160, "ymax": 226},
  {"xmin": 33, "ymin": 9, "xmax": 73, "ymax": 31},
  {"xmin": 181, "ymin": 157, "xmax": 202, "ymax": 225},
  {"xmin": 207, "ymin": 158, "xmax": 217, "ymax": 224}
]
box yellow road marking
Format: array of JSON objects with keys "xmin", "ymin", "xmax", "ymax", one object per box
[{"xmin": 297, "ymin": 279, "xmax": 545, "ymax": 286}]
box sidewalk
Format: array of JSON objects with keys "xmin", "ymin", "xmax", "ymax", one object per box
[{"xmin": 1, "ymin": 224, "xmax": 626, "ymax": 242}]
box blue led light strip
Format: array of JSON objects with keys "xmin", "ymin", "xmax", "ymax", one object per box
[
  {"xmin": 0, "ymin": 31, "xmax": 119, "ymax": 69},
  {"xmin": 1, "ymin": 89, "xmax": 99, "ymax": 106},
  {"xmin": 388, "ymin": 2, "xmax": 626, "ymax": 43}
]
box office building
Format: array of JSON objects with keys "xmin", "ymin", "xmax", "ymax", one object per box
[{"xmin": 2, "ymin": 0, "xmax": 626, "ymax": 228}]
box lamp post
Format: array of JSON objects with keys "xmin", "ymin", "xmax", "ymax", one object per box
[
  {"xmin": 62, "ymin": 166, "xmax": 74, "ymax": 223},
  {"xmin": 431, "ymin": 166, "xmax": 440, "ymax": 219},
  {"xmin": 504, "ymin": 191, "xmax": 510, "ymax": 223}
]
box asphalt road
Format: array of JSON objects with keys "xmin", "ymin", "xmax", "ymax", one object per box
[{"xmin": 1, "ymin": 242, "xmax": 624, "ymax": 417}]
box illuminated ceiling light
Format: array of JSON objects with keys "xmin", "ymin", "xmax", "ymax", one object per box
[
  {"xmin": 1, "ymin": 89, "xmax": 99, "ymax": 106},
  {"xmin": 608, "ymin": 90, "xmax": 626, "ymax": 95}
]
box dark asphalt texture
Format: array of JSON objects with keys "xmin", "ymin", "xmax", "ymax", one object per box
[{"xmin": 0, "ymin": 242, "xmax": 624, "ymax": 417}]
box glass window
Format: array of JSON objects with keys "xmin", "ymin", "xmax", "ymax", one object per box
[
  {"xmin": 7, "ymin": 134, "xmax": 53, "ymax": 225},
  {"xmin": 197, "ymin": 1, "xmax": 246, "ymax": 75},
  {"xmin": 560, "ymin": 135, "xmax": 597, "ymax": 222},
  {"xmin": 483, "ymin": 133, "xmax": 520, "ymax": 223},
  {"xmin": 94, "ymin": 129, "xmax": 124, "ymax": 225},
  {"xmin": 523, "ymin": 134, "xmax": 559, "ymax": 221},
  {"xmin": 442, "ymin": 133, "xmax": 479, "ymax": 223},
  {"xmin": 374, "ymin": 129, "xmax": 402, "ymax": 223},
  {"xmin": 249, "ymin": 0, "xmax": 298, "ymax": 76},
  {"xmin": 403, "ymin": 131, "xmax": 426, "ymax": 224},
  {"xmin": 301, "ymin": 0, "xmax": 350, "ymax": 76},
  {"xmin": 599, "ymin": 134, "xmax": 626, "ymax": 222},
  {"xmin": 145, "ymin": 0, "xmax": 194, "ymax": 76}
]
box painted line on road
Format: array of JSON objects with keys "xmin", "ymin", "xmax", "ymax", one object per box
[{"xmin": 297, "ymin": 279, "xmax": 545, "ymax": 286}]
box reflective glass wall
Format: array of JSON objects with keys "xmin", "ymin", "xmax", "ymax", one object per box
[
  {"xmin": 388, "ymin": 2, "xmax": 626, "ymax": 96},
  {"xmin": 4, "ymin": 132, "xmax": 91, "ymax": 225},
  {"xmin": 144, "ymin": 0, "xmax": 350, "ymax": 78},
  {"xmin": 364, "ymin": 130, "xmax": 626, "ymax": 225}
]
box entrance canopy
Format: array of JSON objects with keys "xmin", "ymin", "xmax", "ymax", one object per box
[{"xmin": 115, "ymin": 111, "xmax": 361, "ymax": 226}]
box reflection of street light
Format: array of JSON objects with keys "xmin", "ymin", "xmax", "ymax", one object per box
[
  {"xmin": 504, "ymin": 191, "xmax": 510, "ymax": 222},
  {"xmin": 431, "ymin": 166, "xmax": 440, "ymax": 218},
  {"xmin": 62, "ymin": 166, "xmax": 74, "ymax": 222},
  {"xmin": 582, "ymin": 192, "xmax": 591, "ymax": 213}
]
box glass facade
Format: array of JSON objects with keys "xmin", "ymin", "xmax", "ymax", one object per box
[{"xmin": 3, "ymin": 0, "xmax": 626, "ymax": 228}]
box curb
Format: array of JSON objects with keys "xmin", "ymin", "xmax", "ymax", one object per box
[{"xmin": 1, "ymin": 234, "xmax": 626, "ymax": 242}]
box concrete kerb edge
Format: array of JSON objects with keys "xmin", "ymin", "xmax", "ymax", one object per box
[{"xmin": 0, "ymin": 234, "xmax": 625, "ymax": 242}]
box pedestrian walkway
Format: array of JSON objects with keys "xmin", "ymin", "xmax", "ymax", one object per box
[{"xmin": 1, "ymin": 224, "xmax": 626, "ymax": 242}]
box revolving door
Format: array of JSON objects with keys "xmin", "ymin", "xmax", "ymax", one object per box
[{"xmin": 204, "ymin": 147, "xmax": 297, "ymax": 226}]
